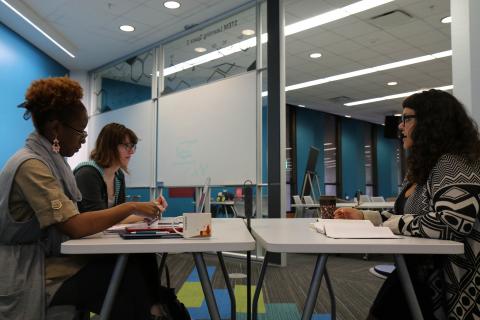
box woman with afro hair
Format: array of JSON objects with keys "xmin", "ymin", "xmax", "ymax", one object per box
[{"xmin": 0, "ymin": 77, "xmax": 166, "ymax": 320}]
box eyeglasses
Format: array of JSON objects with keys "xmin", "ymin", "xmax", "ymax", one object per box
[
  {"xmin": 63, "ymin": 122, "xmax": 88, "ymax": 139},
  {"xmin": 120, "ymin": 143, "xmax": 137, "ymax": 152},
  {"xmin": 401, "ymin": 114, "xmax": 416, "ymax": 125}
]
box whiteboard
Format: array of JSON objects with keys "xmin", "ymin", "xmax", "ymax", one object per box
[
  {"xmin": 87, "ymin": 100, "xmax": 155, "ymax": 188},
  {"xmin": 157, "ymin": 71, "xmax": 257, "ymax": 186}
]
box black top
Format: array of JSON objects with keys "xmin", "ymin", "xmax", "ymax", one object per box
[
  {"xmin": 393, "ymin": 182, "xmax": 411, "ymax": 215},
  {"xmin": 74, "ymin": 166, "xmax": 126, "ymax": 213}
]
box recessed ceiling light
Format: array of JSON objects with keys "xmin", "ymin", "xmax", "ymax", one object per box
[
  {"xmin": 394, "ymin": 113, "xmax": 402, "ymax": 117},
  {"xmin": 242, "ymin": 29, "xmax": 255, "ymax": 36},
  {"xmin": 164, "ymin": 1, "xmax": 180, "ymax": 9},
  {"xmin": 441, "ymin": 16, "xmax": 452, "ymax": 24},
  {"xmin": 345, "ymin": 85, "xmax": 453, "ymax": 106},
  {"xmin": 309, "ymin": 52, "xmax": 322, "ymax": 59},
  {"xmin": 298, "ymin": 104, "xmax": 306, "ymax": 108},
  {"xmin": 0, "ymin": 0, "xmax": 75, "ymax": 58},
  {"xmin": 387, "ymin": 81, "xmax": 398, "ymax": 86},
  {"xmin": 194, "ymin": 47, "xmax": 207, "ymax": 53},
  {"xmin": 345, "ymin": 115, "xmax": 351, "ymax": 118},
  {"xmin": 119, "ymin": 25, "xmax": 135, "ymax": 32}
]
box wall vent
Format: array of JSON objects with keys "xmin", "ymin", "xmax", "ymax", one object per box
[
  {"xmin": 328, "ymin": 96, "xmax": 353, "ymax": 104},
  {"xmin": 370, "ymin": 10, "xmax": 413, "ymax": 28}
]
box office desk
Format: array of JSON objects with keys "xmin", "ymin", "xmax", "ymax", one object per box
[
  {"xmin": 250, "ymin": 218, "xmax": 463, "ymax": 320},
  {"xmin": 62, "ymin": 218, "xmax": 255, "ymax": 320}
]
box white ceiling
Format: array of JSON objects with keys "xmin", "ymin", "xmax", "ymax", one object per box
[{"xmin": 0, "ymin": 0, "xmax": 451, "ymax": 124}]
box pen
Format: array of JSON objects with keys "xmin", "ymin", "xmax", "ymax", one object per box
[{"xmin": 147, "ymin": 217, "xmax": 159, "ymax": 226}]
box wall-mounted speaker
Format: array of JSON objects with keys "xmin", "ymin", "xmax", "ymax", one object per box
[{"xmin": 384, "ymin": 115, "xmax": 400, "ymax": 139}]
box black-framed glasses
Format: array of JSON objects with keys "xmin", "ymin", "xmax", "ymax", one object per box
[
  {"xmin": 120, "ymin": 143, "xmax": 137, "ymax": 152},
  {"xmin": 63, "ymin": 122, "xmax": 88, "ymax": 139},
  {"xmin": 401, "ymin": 114, "xmax": 416, "ymax": 125}
]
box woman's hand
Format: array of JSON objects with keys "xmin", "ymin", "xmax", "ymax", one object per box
[
  {"xmin": 154, "ymin": 195, "xmax": 168, "ymax": 214},
  {"xmin": 334, "ymin": 207, "xmax": 364, "ymax": 220},
  {"xmin": 130, "ymin": 201, "xmax": 162, "ymax": 219}
]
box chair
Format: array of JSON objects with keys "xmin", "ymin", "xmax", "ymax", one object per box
[
  {"xmin": 292, "ymin": 195, "xmax": 304, "ymax": 217},
  {"xmin": 371, "ymin": 196, "xmax": 385, "ymax": 202},
  {"xmin": 303, "ymin": 195, "xmax": 315, "ymax": 205},
  {"xmin": 303, "ymin": 195, "xmax": 320, "ymax": 218},
  {"xmin": 233, "ymin": 198, "xmax": 245, "ymax": 218},
  {"xmin": 359, "ymin": 195, "xmax": 371, "ymax": 203}
]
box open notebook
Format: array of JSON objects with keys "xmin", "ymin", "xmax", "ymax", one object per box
[{"xmin": 312, "ymin": 219, "xmax": 402, "ymax": 239}]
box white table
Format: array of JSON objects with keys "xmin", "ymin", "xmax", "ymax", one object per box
[
  {"xmin": 250, "ymin": 218, "xmax": 463, "ymax": 320},
  {"xmin": 62, "ymin": 218, "xmax": 255, "ymax": 320},
  {"xmin": 336, "ymin": 201, "xmax": 395, "ymax": 209}
]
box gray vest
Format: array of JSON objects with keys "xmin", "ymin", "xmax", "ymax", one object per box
[{"xmin": 0, "ymin": 148, "xmax": 62, "ymax": 320}]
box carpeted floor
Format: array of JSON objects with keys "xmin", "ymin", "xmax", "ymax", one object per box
[{"xmin": 162, "ymin": 252, "xmax": 393, "ymax": 320}]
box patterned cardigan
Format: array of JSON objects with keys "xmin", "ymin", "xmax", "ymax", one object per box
[{"xmin": 363, "ymin": 154, "xmax": 480, "ymax": 320}]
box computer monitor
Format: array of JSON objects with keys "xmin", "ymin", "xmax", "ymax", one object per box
[
  {"xmin": 302, "ymin": 146, "xmax": 320, "ymax": 197},
  {"xmin": 196, "ymin": 177, "xmax": 211, "ymax": 213},
  {"xmin": 305, "ymin": 146, "xmax": 320, "ymax": 173}
]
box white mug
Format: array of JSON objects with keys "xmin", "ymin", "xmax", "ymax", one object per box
[{"xmin": 171, "ymin": 213, "xmax": 212, "ymax": 238}]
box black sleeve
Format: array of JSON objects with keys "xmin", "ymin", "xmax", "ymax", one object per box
[
  {"xmin": 74, "ymin": 166, "xmax": 107, "ymax": 213},
  {"xmin": 116, "ymin": 170, "xmax": 126, "ymax": 205}
]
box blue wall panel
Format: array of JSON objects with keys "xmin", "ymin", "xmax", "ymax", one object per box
[
  {"xmin": 376, "ymin": 126, "xmax": 400, "ymax": 198},
  {"xmin": 101, "ymin": 78, "xmax": 150, "ymax": 111},
  {"xmin": 341, "ymin": 118, "xmax": 366, "ymax": 198},
  {"xmin": 0, "ymin": 23, "xmax": 68, "ymax": 168},
  {"xmin": 295, "ymin": 108, "xmax": 324, "ymax": 195}
]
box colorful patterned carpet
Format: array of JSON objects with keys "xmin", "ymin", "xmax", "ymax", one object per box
[{"xmin": 178, "ymin": 266, "xmax": 331, "ymax": 320}]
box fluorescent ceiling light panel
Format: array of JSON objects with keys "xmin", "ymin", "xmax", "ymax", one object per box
[
  {"xmin": 1, "ymin": 0, "xmax": 75, "ymax": 58},
  {"xmin": 345, "ymin": 85, "xmax": 453, "ymax": 106},
  {"xmin": 285, "ymin": 0, "xmax": 394, "ymax": 36},
  {"xmin": 164, "ymin": 0, "xmax": 392, "ymax": 76},
  {"xmin": 441, "ymin": 16, "xmax": 452, "ymax": 24},
  {"xmin": 284, "ymin": 50, "xmax": 452, "ymax": 92}
]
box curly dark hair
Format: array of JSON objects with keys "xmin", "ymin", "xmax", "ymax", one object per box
[
  {"xmin": 403, "ymin": 89, "xmax": 480, "ymax": 184},
  {"xmin": 22, "ymin": 77, "xmax": 85, "ymax": 133},
  {"xmin": 91, "ymin": 123, "xmax": 138, "ymax": 170}
]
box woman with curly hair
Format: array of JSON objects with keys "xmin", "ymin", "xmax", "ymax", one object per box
[
  {"xmin": 334, "ymin": 89, "xmax": 480, "ymax": 320},
  {"xmin": 0, "ymin": 77, "xmax": 166, "ymax": 319}
]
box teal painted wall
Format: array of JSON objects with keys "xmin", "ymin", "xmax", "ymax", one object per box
[
  {"xmin": 376, "ymin": 126, "xmax": 400, "ymax": 197},
  {"xmin": 0, "ymin": 23, "xmax": 68, "ymax": 168},
  {"xmin": 100, "ymin": 78, "xmax": 150, "ymax": 111},
  {"xmin": 341, "ymin": 118, "xmax": 366, "ymax": 198},
  {"xmin": 295, "ymin": 108, "xmax": 324, "ymax": 195}
]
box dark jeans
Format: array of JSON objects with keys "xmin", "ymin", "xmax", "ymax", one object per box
[
  {"xmin": 368, "ymin": 256, "xmax": 438, "ymax": 320},
  {"xmin": 50, "ymin": 254, "xmax": 160, "ymax": 320}
]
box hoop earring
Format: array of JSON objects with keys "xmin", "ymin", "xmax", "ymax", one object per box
[{"xmin": 52, "ymin": 137, "xmax": 60, "ymax": 153}]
